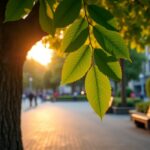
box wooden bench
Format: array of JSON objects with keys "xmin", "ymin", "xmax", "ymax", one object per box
[{"xmin": 131, "ymin": 107, "xmax": 150, "ymax": 129}]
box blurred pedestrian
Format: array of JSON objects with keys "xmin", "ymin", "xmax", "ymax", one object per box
[
  {"xmin": 28, "ymin": 92, "xmax": 34, "ymax": 107},
  {"xmin": 52, "ymin": 91, "xmax": 59, "ymax": 102}
]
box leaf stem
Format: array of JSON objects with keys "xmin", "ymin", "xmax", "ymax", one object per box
[{"xmin": 83, "ymin": 1, "xmax": 95, "ymax": 65}]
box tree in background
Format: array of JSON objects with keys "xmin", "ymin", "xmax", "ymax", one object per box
[
  {"xmin": 23, "ymin": 59, "xmax": 46, "ymax": 90},
  {"xmin": 114, "ymin": 50, "xmax": 146, "ymax": 97},
  {"xmin": 125, "ymin": 50, "xmax": 146, "ymax": 84},
  {"xmin": 97, "ymin": 0, "xmax": 150, "ymax": 105},
  {"xmin": 44, "ymin": 54, "xmax": 64, "ymax": 91},
  {"xmin": 98, "ymin": 0, "xmax": 150, "ymax": 49}
]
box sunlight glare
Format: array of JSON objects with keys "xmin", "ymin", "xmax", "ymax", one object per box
[{"xmin": 27, "ymin": 41, "xmax": 53, "ymax": 66}]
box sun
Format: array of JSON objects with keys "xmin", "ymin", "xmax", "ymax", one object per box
[{"xmin": 27, "ymin": 41, "xmax": 53, "ymax": 66}]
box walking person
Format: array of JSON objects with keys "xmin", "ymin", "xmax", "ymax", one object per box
[{"xmin": 28, "ymin": 92, "xmax": 34, "ymax": 107}]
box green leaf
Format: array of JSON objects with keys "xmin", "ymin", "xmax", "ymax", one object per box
[
  {"xmin": 85, "ymin": 65, "xmax": 111, "ymax": 119},
  {"xmin": 61, "ymin": 18, "xmax": 88, "ymax": 52},
  {"xmin": 94, "ymin": 49, "xmax": 122, "ymax": 81},
  {"xmin": 47, "ymin": 0, "xmax": 55, "ymax": 6},
  {"xmin": 5, "ymin": 0, "xmax": 35, "ymax": 22},
  {"xmin": 93, "ymin": 25, "xmax": 130, "ymax": 60},
  {"xmin": 46, "ymin": 0, "xmax": 54, "ymax": 19},
  {"xmin": 39, "ymin": 0, "xmax": 55, "ymax": 35},
  {"xmin": 61, "ymin": 45, "xmax": 92, "ymax": 85},
  {"xmin": 88, "ymin": 5, "xmax": 117, "ymax": 31},
  {"xmin": 54, "ymin": 0, "xmax": 82, "ymax": 27}
]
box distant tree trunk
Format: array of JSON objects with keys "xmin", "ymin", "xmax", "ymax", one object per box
[
  {"xmin": 120, "ymin": 59, "xmax": 127, "ymax": 106},
  {"xmin": 0, "ymin": 55, "xmax": 24, "ymax": 150},
  {"xmin": 0, "ymin": 1, "xmax": 45, "ymax": 148},
  {"xmin": 114, "ymin": 81, "xmax": 118, "ymax": 97},
  {"xmin": 71, "ymin": 82, "xmax": 76, "ymax": 94}
]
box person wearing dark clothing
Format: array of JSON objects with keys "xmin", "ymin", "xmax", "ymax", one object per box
[{"xmin": 28, "ymin": 92, "xmax": 34, "ymax": 107}]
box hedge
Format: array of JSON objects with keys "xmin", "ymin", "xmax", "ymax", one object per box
[
  {"xmin": 57, "ymin": 95, "xmax": 87, "ymax": 101},
  {"xmin": 112, "ymin": 97, "xmax": 142, "ymax": 107},
  {"xmin": 136, "ymin": 101, "xmax": 150, "ymax": 113},
  {"xmin": 56, "ymin": 96, "xmax": 142, "ymax": 106}
]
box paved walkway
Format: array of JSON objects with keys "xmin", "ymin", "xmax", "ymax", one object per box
[
  {"xmin": 22, "ymin": 102, "xmax": 150, "ymax": 150},
  {"xmin": 22, "ymin": 98, "xmax": 43, "ymax": 112}
]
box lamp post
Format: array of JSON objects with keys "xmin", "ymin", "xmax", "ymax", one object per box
[
  {"xmin": 139, "ymin": 73, "xmax": 145, "ymax": 99},
  {"xmin": 29, "ymin": 76, "xmax": 33, "ymax": 92}
]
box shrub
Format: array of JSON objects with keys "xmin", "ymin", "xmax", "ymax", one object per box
[
  {"xmin": 116, "ymin": 88, "xmax": 133, "ymax": 97},
  {"xmin": 136, "ymin": 101, "xmax": 150, "ymax": 113},
  {"xmin": 57, "ymin": 95, "xmax": 87, "ymax": 101},
  {"xmin": 126, "ymin": 88, "xmax": 133, "ymax": 97},
  {"xmin": 112, "ymin": 97, "xmax": 142, "ymax": 107},
  {"xmin": 116, "ymin": 90, "xmax": 121, "ymax": 97}
]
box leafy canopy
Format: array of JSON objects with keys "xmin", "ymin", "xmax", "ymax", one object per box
[
  {"xmin": 97, "ymin": 0, "xmax": 150, "ymax": 51},
  {"xmin": 125, "ymin": 50, "xmax": 145, "ymax": 83},
  {"xmin": 5, "ymin": 0, "xmax": 130, "ymax": 119}
]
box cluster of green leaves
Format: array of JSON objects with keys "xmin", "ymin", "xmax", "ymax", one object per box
[
  {"xmin": 125, "ymin": 50, "xmax": 145, "ymax": 83},
  {"xmin": 136, "ymin": 101, "xmax": 150, "ymax": 113},
  {"xmin": 5, "ymin": 0, "xmax": 130, "ymax": 119},
  {"xmin": 23, "ymin": 59, "xmax": 47, "ymax": 90},
  {"xmin": 44, "ymin": 54, "xmax": 64, "ymax": 90},
  {"xmin": 97, "ymin": 0, "xmax": 150, "ymax": 51}
]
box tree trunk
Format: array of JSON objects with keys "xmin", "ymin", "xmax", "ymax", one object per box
[
  {"xmin": 114, "ymin": 81, "xmax": 118, "ymax": 97},
  {"xmin": 120, "ymin": 59, "xmax": 127, "ymax": 106},
  {"xmin": 0, "ymin": 1, "xmax": 45, "ymax": 149},
  {"xmin": 0, "ymin": 55, "xmax": 24, "ymax": 149},
  {"xmin": 71, "ymin": 82, "xmax": 76, "ymax": 94}
]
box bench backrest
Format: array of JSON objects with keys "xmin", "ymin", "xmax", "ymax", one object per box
[{"xmin": 147, "ymin": 107, "xmax": 150, "ymax": 117}]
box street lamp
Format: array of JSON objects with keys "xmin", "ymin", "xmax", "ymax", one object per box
[
  {"xmin": 139, "ymin": 73, "xmax": 145, "ymax": 99},
  {"xmin": 29, "ymin": 77, "xmax": 33, "ymax": 91}
]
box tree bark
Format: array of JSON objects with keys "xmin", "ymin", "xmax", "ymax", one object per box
[
  {"xmin": 0, "ymin": 55, "xmax": 23, "ymax": 150},
  {"xmin": 0, "ymin": 1, "xmax": 46, "ymax": 149},
  {"xmin": 71, "ymin": 82, "xmax": 76, "ymax": 94}
]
